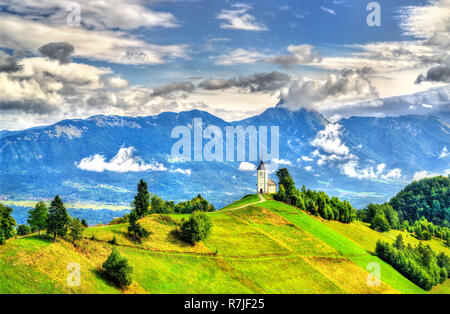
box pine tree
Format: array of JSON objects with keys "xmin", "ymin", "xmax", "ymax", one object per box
[
  {"xmin": 102, "ymin": 248, "xmax": 133, "ymax": 287},
  {"xmin": 133, "ymin": 179, "xmax": 150, "ymax": 218},
  {"xmin": 46, "ymin": 196, "xmax": 70, "ymax": 241},
  {"xmin": 127, "ymin": 209, "xmax": 150, "ymax": 243},
  {"xmin": 28, "ymin": 201, "xmax": 48, "ymax": 235}
]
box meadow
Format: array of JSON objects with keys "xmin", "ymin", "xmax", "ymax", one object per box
[{"xmin": 0, "ymin": 195, "xmax": 448, "ymax": 294}]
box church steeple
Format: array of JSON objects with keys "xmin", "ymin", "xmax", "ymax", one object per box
[
  {"xmin": 257, "ymin": 158, "xmax": 268, "ymax": 194},
  {"xmin": 257, "ymin": 159, "xmax": 267, "ymax": 171}
]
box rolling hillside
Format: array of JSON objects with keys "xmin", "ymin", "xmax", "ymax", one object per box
[{"xmin": 0, "ymin": 195, "xmax": 448, "ymax": 294}]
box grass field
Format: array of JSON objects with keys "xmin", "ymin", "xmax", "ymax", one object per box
[{"xmin": 0, "ymin": 195, "xmax": 447, "ymax": 294}]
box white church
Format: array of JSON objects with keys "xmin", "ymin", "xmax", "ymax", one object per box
[{"xmin": 256, "ymin": 160, "xmax": 277, "ymax": 194}]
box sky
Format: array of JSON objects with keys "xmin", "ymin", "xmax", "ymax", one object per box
[{"xmin": 0, "ymin": 0, "xmax": 449, "ymax": 130}]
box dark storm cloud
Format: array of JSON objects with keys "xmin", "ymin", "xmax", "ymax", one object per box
[
  {"xmin": 199, "ymin": 71, "xmax": 291, "ymax": 92},
  {"xmin": 38, "ymin": 42, "xmax": 75, "ymax": 64},
  {"xmin": 0, "ymin": 100, "xmax": 60, "ymax": 114},
  {"xmin": 0, "ymin": 52, "xmax": 22, "ymax": 73},
  {"xmin": 416, "ymin": 65, "xmax": 450, "ymax": 84},
  {"xmin": 151, "ymin": 81, "xmax": 195, "ymax": 97}
]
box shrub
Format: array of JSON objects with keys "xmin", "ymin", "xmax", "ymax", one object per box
[
  {"xmin": 17, "ymin": 224, "xmax": 31, "ymax": 236},
  {"xmin": 370, "ymin": 214, "xmax": 390, "ymax": 232},
  {"xmin": 109, "ymin": 216, "xmax": 128, "ymax": 225},
  {"xmin": 109, "ymin": 236, "xmax": 118, "ymax": 245},
  {"xmin": 81, "ymin": 219, "xmax": 88, "ymax": 228},
  {"xmin": 180, "ymin": 211, "xmax": 212, "ymax": 244},
  {"xmin": 0, "ymin": 229, "xmax": 5, "ymax": 245},
  {"xmin": 102, "ymin": 248, "xmax": 133, "ymax": 288}
]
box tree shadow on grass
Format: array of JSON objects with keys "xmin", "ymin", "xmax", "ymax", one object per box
[
  {"xmin": 19, "ymin": 234, "xmax": 54, "ymax": 243},
  {"xmin": 166, "ymin": 229, "xmax": 195, "ymax": 248},
  {"xmin": 91, "ymin": 268, "xmax": 122, "ymax": 292}
]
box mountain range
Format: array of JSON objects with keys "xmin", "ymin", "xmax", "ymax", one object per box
[{"xmin": 0, "ymin": 103, "xmax": 449, "ymax": 210}]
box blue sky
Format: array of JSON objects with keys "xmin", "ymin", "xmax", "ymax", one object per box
[{"xmin": 0, "ymin": 0, "xmax": 448, "ymax": 129}]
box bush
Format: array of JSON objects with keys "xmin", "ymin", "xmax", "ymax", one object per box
[
  {"xmin": 17, "ymin": 224, "xmax": 31, "ymax": 236},
  {"xmin": 0, "ymin": 230, "xmax": 5, "ymax": 245},
  {"xmin": 180, "ymin": 211, "xmax": 212, "ymax": 244},
  {"xmin": 109, "ymin": 216, "xmax": 128, "ymax": 225},
  {"xmin": 81, "ymin": 219, "xmax": 88, "ymax": 228},
  {"xmin": 109, "ymin": 236, "xmax": 118, "ymax": 245},
  {"xmin": 370, "ymin": 214, "xmax": 391, "ymax": 232},
  {"xmin": 102, "ymin": 248, "xmax": 133, "ymax": 288}
]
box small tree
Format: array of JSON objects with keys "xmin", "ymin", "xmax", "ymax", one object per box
[
  {"xmin": 0, "ymin": 204, "xmax": 16, "ymax": 241},
  {"xmin": 69, "ymin": 218, "xmax": 84, "ymax": 245},
  {"xmin": 180, "ymin": 211, "xmax": 212, "ymax": 244},
  {"xmin": 370, "ymin": 214, "xmax": 390, "ymax": 232},
  {"xmin": 394, "ymin": 234, "xmax": 405, "ymax": 250},
  {"xmin": 46, "ymin": 196, "xmax": 70, "ymax": 241},
  {"xmin": 81, "ymin": 218, "xmax": 88, "ymax": 228},
  {"xmin": 127, "ymin": 210, "xmax": 150, "ymax": 243},
  {"xmin": 28, "ymin": 201, "xmax": 48, "ymax": 235},
  {"xmin": 102, "ymin": 248, "xmax": 133, "ymax": 288},
  {"xmin": 133, "ymin": 179, "xmax": 150, "ymax": 218},
  {"xmin": 17, "ymin": 224, "xmax": 31, "ymax": 236}
]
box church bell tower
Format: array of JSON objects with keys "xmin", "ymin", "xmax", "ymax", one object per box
[{"xmin": 257, "ymin": 159, "xmax": 268, "ymax": 194}]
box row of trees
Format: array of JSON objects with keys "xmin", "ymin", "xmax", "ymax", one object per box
[
  {"xmin": 274, "ymin": 168, "xmax": 357, "ymax": 223},
  {"xmin": 376, "ymin": 235, "xmax": 450, "ymax": 290},
  {"xmin": 125, "ymin": 179, "xmax": 214, "ymax": 244},
  {"xmin": 358, "ymin": 203, "xmax": 400, "ymax": 232},
  {"xmin": 404, "ymin": 218, "xmax": 450, "ymax": 243},
  {"xmin": 0, "ymin": 197, "xmax": 87, "ymax": 245}
]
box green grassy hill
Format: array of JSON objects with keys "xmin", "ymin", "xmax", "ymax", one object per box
[{"xmin": 1, "ymin": 195, "xmax": 448, "ymax": 294}]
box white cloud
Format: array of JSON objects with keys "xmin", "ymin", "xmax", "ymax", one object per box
[
  {"xmin": 0, "ymin": 14, "xmax": 187, "ymax": 65},
  {"xmin": 108, "ymin": 76, "xmax": 129, "ymax": 89},
  {"xmin": 302, "ymin": 156, "xmax": 313, "ymax": 162},
  {"xmin": 439, "ymin": 146, "xmax": 449, "ymax": 159},
  {"xmin": 340, "ymin": 161, "xmax": 402, "ymax": 180},
  {"xmin": 239, "ymin": 162, "xmax": 257, "ymax": 171},
  {"xmin": 311, "ymin": 124, "xmax": 350, "ymax": 156},
  {"xmin": 217, "ymin": 4, "xmax": 268, "ymax": 31},
  {"xmin": 304, "ymin": 166, "xmax": 313, "ymax": 172},
  {"xmin": 413, "ymin": 169, "xmax": 450, "ymax": 181},
  {"xmin": 399, "ymin": 0, "xmax": 450, "ymax": 48},
  {"xmin": 3, "ymin": 0, "xmax": 179, "ymax": 31},
  {"xmin": 215, "ymin": 48, "xmax": 266, "ymax": 66},
  {"xmin": 321, "ymin": 7, "xmax": 336, "ymax": 15},
  {"xmin": 170, "ymin": 168, "xmax": 192, "ymax": 175},
  {"xmin": 267, "ymin": 44, "xmax": 322, "ymax": 69},
  {"xmin": 76, "ymin": 146, "xmax": 167, "ymax": 173},
  {"xmin": 281, "ymin": 68, "xmax": 378, "ymax": 112}
]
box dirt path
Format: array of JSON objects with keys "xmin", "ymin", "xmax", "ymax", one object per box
[{"xmin": 221, "ymin": 194, "xmax": 265, "ymax": 212}]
